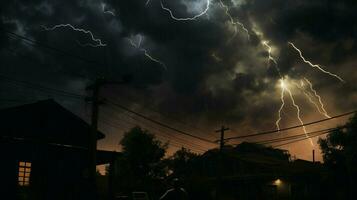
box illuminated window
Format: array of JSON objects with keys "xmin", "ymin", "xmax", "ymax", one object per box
[
  {"xmin": 18, "ymin": 161, "xmax": 31, "ymax": 186},
  {"xmin": 274, "ymin": 179, "xmax": 282, "ymax": 186}
]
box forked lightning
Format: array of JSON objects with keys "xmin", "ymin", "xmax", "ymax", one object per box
[
  {"xmin": 219, "ymin": 0, "xmax": 250, "ymax": 40},
  {"xmin": 288, "ymin": 42, "xmax": 344, "ymax": 82},
  {"xmin": 128, "ymin": 35, "xmax": 167, "ymax": 70},
  {"xmin": 161, "ymin": 0, "xmax": 210, "ymax": 21},
  {"xmin": 41, "ymin": 24, "xmax": 106, "ymax": 47}
]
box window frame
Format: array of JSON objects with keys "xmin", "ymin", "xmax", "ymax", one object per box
[{"xmin": 18, "ymin": 161, "xmax": 32, "ymax": 187}]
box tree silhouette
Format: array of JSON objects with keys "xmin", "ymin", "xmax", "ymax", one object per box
[
  {"xmin": 115, "ymin": 126, "xmax": 168, "ymax": 192},
  {"xmin": 167, "ymin": 147, "xmax": 198, "ymax": 178},
  {"xmin": 318, "ymin": 114, "xmax": 357, "ymax": 199}
]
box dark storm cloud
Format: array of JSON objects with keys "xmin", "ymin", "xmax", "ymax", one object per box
[
  {"xmin": 244, "ymin": 0, "xmax": 357, "ymax": 68},
  {"xmin": 108, "ymin": 0, "xmax": 357, "ymax": 126},
  {"xmin": 0, "ymin": 0, "xmax": 356, "ymax": 133}
]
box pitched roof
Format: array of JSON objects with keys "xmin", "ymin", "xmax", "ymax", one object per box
[
  {"xmin": 0, "ymin": 99, "xmax": 105, "ymax": 147},
  {"xmin": 200, "ymin": 143, "xmax": 323, "ymax": 179}
]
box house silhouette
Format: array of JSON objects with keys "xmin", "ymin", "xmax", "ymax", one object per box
[
  {"xmin": 187, "ymin": 143, "xmax": 324, "ymax": 200},
  {"xmin": 0, "ymin": 99, "xmax": 118, "ymax": 200}
]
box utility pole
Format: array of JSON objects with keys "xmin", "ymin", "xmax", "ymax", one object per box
[
  {"xmin": 215, "ymin": 125, "xmax": 229, "ymax": 200},
  {"xmin": 216, "ymin": 125, "xmax": 230, "ymax": 151},
  {"xmin": 86, "ymin": 78, "xmax": 104, "ymax": 184},
  {"xmin": 86, "ymin": 75, "xmax": 132, "ymax": 195}
]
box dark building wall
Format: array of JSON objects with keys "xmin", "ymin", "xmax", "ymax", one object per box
[{"xmin": 0, "ymin": 141, "xmax": 90, "ymax": 200}]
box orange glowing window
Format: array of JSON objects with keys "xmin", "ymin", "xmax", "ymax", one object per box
[{"xmin": 18, "ymin": 161, "xmax": 31, "ymax": 186}]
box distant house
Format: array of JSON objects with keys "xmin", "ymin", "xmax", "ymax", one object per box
[
  {"xmin": 0, "ymin": 99, "xmax": 118, "ymax": 200},
  {"xmin": 188, "ymin": 143, "xmax": 325, "ymax": 200}
]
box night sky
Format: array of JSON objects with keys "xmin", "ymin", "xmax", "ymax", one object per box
[{"xmin": 1, "ymin": 0, "xmax": 356, "ymax": 161}]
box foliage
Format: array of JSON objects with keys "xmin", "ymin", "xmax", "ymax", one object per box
[
  {"xmin": 318, "ymin": 114, "xmax": 357, "ymax": 198},
  {"xmin": 166, "ymin": 147, "xmax": 198, "ymax": 178},
  {"xmin": 319, "ymin": 114, "xmax": 357, "ymax": 168},
  {"xmin": 115, "ymin": 126, "xmax": 168, "ymax": 191}
]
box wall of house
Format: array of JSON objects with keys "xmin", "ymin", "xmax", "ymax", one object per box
[
  {"xmin": 272, "ymin": 179, "xmax": 291, "ymax": 199},
  {"xmin": 0, "ymin": 141, "xmax": 92, "ymax": 200},
  {"xmin": 0, "ymin": 144, "xmax": 19, "ymax": 198}
]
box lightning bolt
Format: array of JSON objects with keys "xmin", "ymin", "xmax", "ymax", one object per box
[
  {"xmin": 292, "ymin": 80, "xmax": 329, "ymax": 118},
  {"xmin": 76, "ymin": 40, "xmax": 105, "ymax": 48},
  {"xmin": 41, "ymin": 24, "xmax": 106, "ymax": 47},
  {"xmin": 219, "ymin": 0, "xmax": 250, "ymax": 40},
  {"xmin": 211, "ymin": 52, "xmax": 222, "ymax": 62},
  {"xmin": 262, "ymin": 41, "xmax": 277, "ymax": 66},
  {"xmin": 267, "ymin": 42, "xmax": 322, "ymax": 147},
  {"xmin": 128, "ymin": 35, "xmax": 167, "ymax": 70},
  {"xmin": 282, "ymin": 79, "xmax": 314, "ymax": 146},
  {"xmin": 160, "ymin": 0, "xmax": 249, "ymax": 42},
  {"xmin": 288, "ymin": 42, "xmax": 344, "ymax": 82},
  {"xmin": 101, "ymin": 2, "xmax": 116, "ymax": 16},
  {"xmin": 275, "ymin": 79, "xmax": 285, "ymax": 131},
  {"xmin": 103, "ymin": 10, "xmax": 116, "ymax": 16},
  {"xmin": 161, "ymin": 0, "xmax": 210, "ymax": 21},
  {"xmin": 304, "ymin": 78, "xmax": 331, "ymax": 118},
  {"xmin": 263, "ymin": 43, "xmax": 287, "ymax": 134},
  {"xmin": 262, "ymin": 41, "xmax": 282, "ymax": 78},
  {"xmin": 273, "ymin": 41, "xmax": 344, "ymax": 147}
]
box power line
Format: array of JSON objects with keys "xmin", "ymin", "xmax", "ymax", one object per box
[
  {"xmin": 253, "ymin": 127, "xmax": 340, "ymax": 145},
  {"xmin": 100, "ymin": 107, "xmax": 211, "ymax": 151},
  {"xmin": 88, "ymin": 102, "xmax": 209, "ymax": 152},
  {"xmin": 2, "ymin": 45, "xmax": 88, "ymax": 78},
  {"xmin": 224, "ymin": 110, "xmax": 356, "ymax": 141},
  {"xmin": 0, "ymin": 99, "xmax": 35, "ymax": 103},
  {"xmin": 1, "ymin": 29, "xmax": 104, "ymax": 66},
  {"xmin": 108, "ymin": 95, "xmax": 217, "ymax": 139},
  {"xmin": 106, "ymin": 100, "xmax": 216, "ymax": 144},
  {"xmin": 0, "ymin": 74, "xmax": 85, "ymax": 100},
  {"xmin": 100, "ymin": 114, "xmax": 209, "ymax": 152},
  {"xmin": 0, "ymin": 135, "xmax": 87, "ymax": 150},
  {"xmin": 272, "ymin": 131, "xmax": 330, "ymax": 148},
  {"xmin": 106, "ymin": 101, "xmax": 215, "ymax": 145},
  {"xmin": 1, "ymin": 82, "xmax": 84, "ymax": 101},
  {"xmin": 99, "ymin": 117, "xmax": 205, "ymax": 154},
  {"xmin": 256, "ymin": 126, "xmax": 347, "ymax": 148}
]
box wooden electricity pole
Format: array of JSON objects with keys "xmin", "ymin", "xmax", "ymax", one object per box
[
  {"xmin": 216, "ymin": 125, "xmax": 230, "ymax": 151},
  {"xmin": 215, "ymin": 125, "xmax": 230, "ymax": 200},
  {"xmin": 86, "ymin": 75, "xmax": 132, "ymax": 189},
  {"xmin": 86, "ymin": 78, "xmax": 104, "ymax": 183}
]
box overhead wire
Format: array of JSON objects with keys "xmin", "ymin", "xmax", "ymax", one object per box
[
  {"xmin": 100, "ymin": 106, "xmax": 211, "ymax": 152},
  {"xmin": 99, "ymin": 116, "xmax": 205, "ymax": 154},
  {"xmin": 272, "ymin": 131, "xmax": 330, "ymax": 148},
  {"xmin": 86, "ymin": 103, "xmax": 207, "ymax": 154},
  {"xmin": 0, "ymin": 74, "xmax": 85, "ymax": 100},
  {"xmin": 107, "ymin": 95, "xmax": 217, "ymax": 139},
  {"xmin": 1, "ymin": 29, "xmax": 104, "ymax": 66},
  {"xmin": 106, "ymin": 99, "xmax": 216, "ymax": 144},
  {"xmin": 254, "ymin": 127, "xmax": 339, "ymax": 145},
  {"xmin": 1, "ymin": 44, "xmax": 88, "ymax": 79},
  {"xmin": 225, "ymin": 111, "xmax": 356, "ymax": 141}
]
